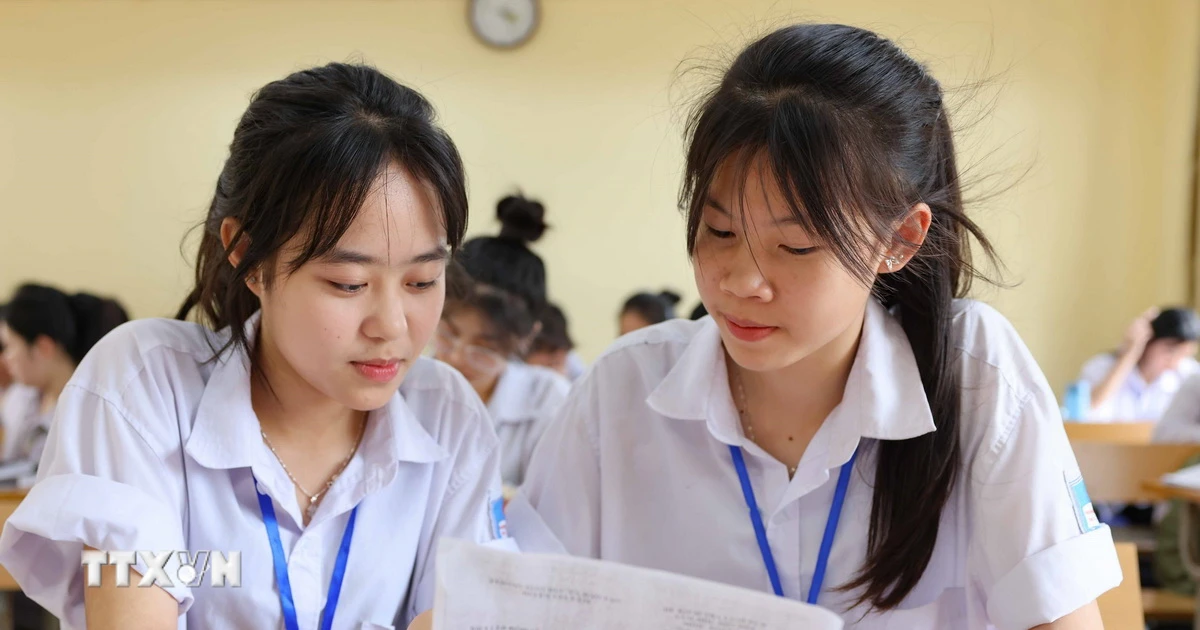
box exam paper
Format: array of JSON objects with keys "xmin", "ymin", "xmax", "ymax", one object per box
[
  {"xmin": 433, "ymin": 538, "xmax": 844, "ymax": 630},
  {"xmin": 1163, "ymin": 462, "xmax": 1200, "ymax": 490}
]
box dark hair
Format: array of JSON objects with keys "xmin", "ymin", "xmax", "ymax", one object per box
[
  {"xmin": 689, "ymin": 302, "xmax": 708, "ymax": 320},
  {"xmin": 1, "ymin": 283, "xmax": 129, "ymax": 365},
  {"xmin": 444, "ymin": 279, "xmax": 536, "ymax": 357},
  {"xmin": 681, "ymin": 24, "xmax": 996, "ymax": 609},
  {"xmin": 175, "ymin": 62, "xmax": 468, "ymax": 364},
  {"xmin": 621, "ymin": 290, "xmax": 681, "ymax": 326},
  {"xmin": 458, "ymin": 194, "xmax": 548, "ymax": 314},
  {"xmin": 1152, "ymin": 307, "xmax": 1200, "ymax": 342},
  {"xmin": 530, "ymin": 302, "xmax": 574, "ymax": 353}
]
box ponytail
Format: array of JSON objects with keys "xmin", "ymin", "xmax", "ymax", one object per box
[{"xmin": 1, "ymin": 283, "xmax": 129, "ymax": 365}]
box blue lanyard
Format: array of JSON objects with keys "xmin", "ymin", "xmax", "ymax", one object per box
[
  {"xmin": 253, "ymin": 476, "xmax": 358, "ymax": 630},
  {"xmin": 729, "ymin": 445, "xmax": 859, "ymax": 604}
]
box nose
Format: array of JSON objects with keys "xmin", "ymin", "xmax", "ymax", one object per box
[
  {"xmin": 362, "ymin": 286, "xmax": 408, "ymax": 342},
  {"xmin": 717, "ymin": 245, "xmax": 773, "ymax": 302}
]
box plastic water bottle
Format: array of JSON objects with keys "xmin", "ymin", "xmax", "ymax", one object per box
[{"xmin": 1062, "ymin": 380, "xmax": 1092, "ymax": 421}]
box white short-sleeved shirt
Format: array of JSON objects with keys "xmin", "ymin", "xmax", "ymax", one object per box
[
  {"xmin": 1077, "ymin": 352, "xmax": 1199, "ymax": 422},
  {"xmin": 0, "ymin": 383, "xmax": 47, "ymax": 462},
  {"xmin": 566, "ymin": 352, "xmax": 587, "ymax": 382},
  {"xmin": 508, "ymin": 299, "xmax": 1121, "ymax": 629},
  {"xmin": 0, "ymin": 318, "xmax": 512, "ymax": 630},
  {"xmin": 488, "ymin": 361, "xmax": 570, "ymax": 488}
]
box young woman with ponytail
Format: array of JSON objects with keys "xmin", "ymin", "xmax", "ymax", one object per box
[
  {"xmin": 0, "ymin": 283, "xmax": 128, "ymax": 464},
  {"xmin": 508, "ymin": 24, "xmax": 1117, "ymax": 629}
]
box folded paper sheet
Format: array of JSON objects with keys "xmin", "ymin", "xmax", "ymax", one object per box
[{"xmin": 433, "ymin": 538, "xmax": 844, "ymax": 630}]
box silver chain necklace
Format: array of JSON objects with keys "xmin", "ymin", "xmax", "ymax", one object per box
[
  {"xmin": 733, "ymin": 371, "xmax": 798, "ymax": 477},
  {"xmin": 260, "ymin": 418, "xmax": 366, "ymax": 521}
]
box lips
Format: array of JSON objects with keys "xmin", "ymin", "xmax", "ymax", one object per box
[
  {"xmin": 352, "ymin": 359, "xmax": 402, "ymax": 383},
  {"xmin": 722, "ymin": 314, "xmax": 778, "ymax": 343}
]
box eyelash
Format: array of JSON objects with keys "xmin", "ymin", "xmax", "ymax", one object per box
[
  {"xmin": 706, "ymin": 224, "xmax": 817, "ymax": 255},
  {"xmin": 706, "ymin": 225, "xmax": 734, "ymax": 239},
  {"xmin": 410, "ymin": 279, "xmax": 438, "ymax": 291},
  {"xmin": 331, "ymin": 282, "xmax": 365, "ymax": 294}
]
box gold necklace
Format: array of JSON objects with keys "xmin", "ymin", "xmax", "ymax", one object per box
[
  {"xmin": 733, "ymin": 371, "xmax": 798, "ymax": 477},
  {"xmin": 261, "ymin": 418, "xmax": 367, "ymax": 521}
]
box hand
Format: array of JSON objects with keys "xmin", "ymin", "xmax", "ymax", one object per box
[
  {"xmin": 1120, "ymin": 307, "xmax": 1159, "ymax": 356},
  {"xmin": 407, "ymin": 611, "xmax": 433, "ymax": 630}
]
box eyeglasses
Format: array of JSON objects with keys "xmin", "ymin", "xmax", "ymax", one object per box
[{"xmin": 434, "ymin": 328, "xmax": 507, "ymax": 373}]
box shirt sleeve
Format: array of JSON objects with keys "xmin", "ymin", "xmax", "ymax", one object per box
[
  {"xmin": 1154, "ymin": 373, "xmax": 1200, "ymax": 443},
  {"xmin": 0, "ymin": 384, "xmax": 192, "ymax": 629},
  {"xmin": 1077, "ymin": 353, "xmax": 1120, "ymax": 421},
  {"xmin": 513, "ymin": 375, "xmax": 572, "ymax": 488},
  {"xmin": 969, "ymin": 376, "xmax": 1122, "ymax": 629},
  {"xmin": 403, "ymin": 399, "xmax": 515, "ymax": 626},
  {"xmin": 507, "ymin": 372, "xmax": 602, "ymax": 558}
]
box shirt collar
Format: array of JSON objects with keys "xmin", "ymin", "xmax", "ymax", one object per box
[
  {"xmin": 645, "ymin": 300, "xmax": 936, "ymax": 448},
  {"xmin": 487, "ymin": 362, "xmax": 539, "ymax": 424},
  {"xmin": 185, "ymin": 315, "xmax": 449, "ymax": 471}
]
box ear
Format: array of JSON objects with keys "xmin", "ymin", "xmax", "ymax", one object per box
[
  {"xmin": 877, "ymin": 202, "xmax": 932, "ymax": 274},
  {"xmin": 32, "ymin": 335, "xmax": 59, "ymax": 359},
  {"xmin": 219, "ymin": 217, "xmax": 261, "ymax": 296}
]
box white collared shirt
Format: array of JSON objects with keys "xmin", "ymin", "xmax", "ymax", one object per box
[
  {"xmin": 0, "ymin": 383, "xmax": 47, "ymax": 462},
  {"xmin": 0, "ymin": 318, "xmax": 511, "ymax": 630},
  {"xmin": 487, "ymin": 361, "xmax": 570, "ymax": 488},
  {"xmin": 508, "ymin": 299, "xmax": 1121, "ymax": 629},
  {"xmin": 1077, "ymin": 352, "xmax": 1199, "ymax": 422}
]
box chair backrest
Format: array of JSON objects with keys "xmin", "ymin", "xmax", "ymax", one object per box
[
  {"xmin": 1070, "ymin": 442, "xmax": 1200, "ymax": 502},
  {"xmin": 1064, "ymin": 422, "xmax": 1156, "ymax": 445},
  {"xmin": 1096, "ymin": 542, "xmax": 1145, "ymax": 629}
]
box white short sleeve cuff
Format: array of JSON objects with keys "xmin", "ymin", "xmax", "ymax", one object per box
[
  {"xmin": 0, "ymin": 473, "xmax": 194, "ymax": 628},
  {"xmin": 986, "ymin": 526, "xmax": 1121, "ymax": 630}
]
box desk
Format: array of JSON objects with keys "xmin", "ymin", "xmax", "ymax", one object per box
[{"xmin": 1064, "ymin": 421, "xmax": 1157, "ymax": 444}]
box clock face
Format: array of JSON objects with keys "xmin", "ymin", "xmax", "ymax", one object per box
[{"xmin": 469, "ymin": 0, "xmax": 539, "ymax": 49}]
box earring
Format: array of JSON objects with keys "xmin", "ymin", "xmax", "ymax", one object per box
[{"xmin": 885, "ymin": 256, "xmax": 902, "ymax": 271}]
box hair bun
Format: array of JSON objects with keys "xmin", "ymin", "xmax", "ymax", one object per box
[
  {"xmin": 67, "ymin": 293, "xmax": 130, "ymax": 363},
  {"xmin": 659, "ymin": 290, "xmax": 682, "ymax": 306},
  {"xmin": 496, "ymin": 194, "xmax": 548, "ymax": 244}
]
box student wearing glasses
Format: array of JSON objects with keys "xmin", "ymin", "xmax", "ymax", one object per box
[{"xmin": 435, "ymin": 280, "xmax": 569, "ymax": 491}]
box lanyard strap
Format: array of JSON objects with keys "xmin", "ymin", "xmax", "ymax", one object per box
[
  {"xmin": 729, "ymin": 445, "xmax": 859, "ymax": 605},
  {"xmin": 254, "ymin": 477, "xmax": 359, "ymax": 630}
]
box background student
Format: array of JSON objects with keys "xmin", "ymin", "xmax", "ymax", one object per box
[{"xmin": 1076, "ymin": 307, "xmax": 1200, "ymax": 422}]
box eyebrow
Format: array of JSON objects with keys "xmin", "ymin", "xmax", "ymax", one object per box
[
  {"xmin": 704, "ymin": 196, "xmax": 805, "ymax": 227},
  {"xmin": 321, "ymin": 244, "xmax": 450, "ymax": 266}
]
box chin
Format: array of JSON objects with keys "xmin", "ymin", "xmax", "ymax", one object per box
[
  {"xmin": 722, "ymin": 338, "xmax": 809, "ymax": 374},
  {"xmin": 340, "ymin": 388, "xmax": 398, "ymax": 412}
]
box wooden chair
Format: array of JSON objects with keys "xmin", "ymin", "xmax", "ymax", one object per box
[
  {"xmin": 1071, "ymin": 441, "xmax": 1200, "ymax": 623},
  {"xmin": 1097, "ymin": 542, "xmax": 1145, "ymax": 629},
  {"xmin": 1064, "ymin": 421, "xmax": 1156, "ymax": 445}
]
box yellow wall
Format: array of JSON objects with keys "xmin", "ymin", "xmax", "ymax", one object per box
[{"xmin": 0, "ymin": 0, "xmax": 1196, "ymax": 393}]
